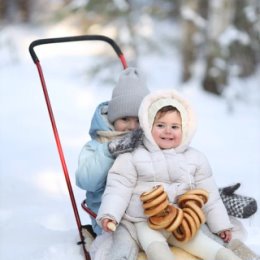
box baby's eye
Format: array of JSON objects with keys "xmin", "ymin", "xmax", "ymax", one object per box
[
  {"xmin": 156, "ymin": 124, "xmax": 164, "ymax": 128},
  {"xmin": 121, "ymin": 117, "xmax": 128, "ymax": 121},
  {"xmin": 172, "ymin": 125, "xmax": 181, "ymax": 130}
]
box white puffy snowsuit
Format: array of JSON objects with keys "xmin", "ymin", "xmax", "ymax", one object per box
[{"xmin": 97, "ymin": 90, "xmax": 241, "ymax": 260}]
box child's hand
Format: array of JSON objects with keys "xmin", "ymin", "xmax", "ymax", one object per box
[
  {"xmin": 218, "ymin": 230, "xmax": 232, "ymax": 243},
  {"xmin": 101, "ymin": 218, "xmax": 117, "ymax": 232}
]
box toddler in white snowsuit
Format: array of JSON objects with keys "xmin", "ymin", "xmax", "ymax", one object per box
[{"xmin": 97, "ymin": 89, "xmax": 242, "ymax": 260}]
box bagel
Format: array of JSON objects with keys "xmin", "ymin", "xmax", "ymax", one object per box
[
  {"xmin": 177, "ymin": 194, "xmax": 204, "ymax": 208},
  {"xmin": 165, "ymin": 207, "xmax": 184, "ymax": 232},
  {"xmin": 183, "ymin": 207, "xmax": 201, "ymax": 230},
  {"xmin": 172, "ymin": 218, "xmax": 191, "ymax": 242},
  {"xmin": 185, "ymin": 201, "xmax": 206, "ymax": 224},
  {"xmin": 183, "ymin": 211, "xmax": 197, "ymax": 238},
  {"xmin": 148, "ymin": 218, "xmax": 165, "ymax": 230},
  {"xmin": 172, "ymin": 226, "xmax": 183, "ymax": 241},
  {"xmin": 144, "ymin": 199, "xmax": 168, "ymax": 217},
  {"xmin": 185, "ymin": 189, "xmax": 209, "ymax": 204},
  {"xmin": 141, "ymin": 187, "xmax": 208, "ymax": 243},
  {"xmin": 140, "ymin": 185, "xmax": 164, "ymax": 202},
  {"xmin": 149, "ymin": 205, "xmax": 177, "ymax": 229},
  {"xmin": 143, "ymin": 191, "xmax": 168, "ymax": 209}
]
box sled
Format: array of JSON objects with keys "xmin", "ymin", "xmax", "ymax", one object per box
[
  {"xmin": 139, "ymin": 248, "xmax": 200, "ymax": 260},
  {"xmin": 29, "ymin": 35, "xmax": 201, "ymax": 260}
]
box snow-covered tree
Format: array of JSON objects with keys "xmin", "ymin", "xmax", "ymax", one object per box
[{"xmin": 202, "ymin": 0, "xmax": 260, "ymax": 95}]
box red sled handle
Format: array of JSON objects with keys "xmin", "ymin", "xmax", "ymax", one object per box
[{"xmin": 29, "ymin": 35, "xmax": 128, "ymax": 260}]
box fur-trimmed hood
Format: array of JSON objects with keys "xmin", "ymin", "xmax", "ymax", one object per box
[{"xmin": 138, "ymin": 89, "xmax": 197, "ymax": 153}]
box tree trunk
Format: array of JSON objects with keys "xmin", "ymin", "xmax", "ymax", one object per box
[
  {"xmin": 0, "ymin": 0, "xmax": 7, "ymax": 20},
  {"xmin": 180, "ymin": 0, "xmax": 201, "ymax": 82},
  {"xmin": 229, "ymin": 0, "xmax": 258, "ymax": 77},
  {"xmin": 0, "ymin": 0, "xmax": 31, "ymax": 22},
  {"xmin": 202, "ymin": 0, "xmax": 235, "ymax": 95},
  {"xmin": 18, "ymin": 0, "xmax": 31, "ymax": 22}
]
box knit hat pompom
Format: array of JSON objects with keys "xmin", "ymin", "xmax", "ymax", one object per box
[{"xmin": 107, "ymin": 67, "xmax": 150, "ymax": 123}]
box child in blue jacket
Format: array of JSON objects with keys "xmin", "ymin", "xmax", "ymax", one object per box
[{"xmin": 76, "ymin": 67, "xmax": 150, "ymax": 260}]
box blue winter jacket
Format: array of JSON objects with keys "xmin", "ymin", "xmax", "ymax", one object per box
[{"xmin": 75, "ymin": 101, "xmax": 115, "ymax": 235}]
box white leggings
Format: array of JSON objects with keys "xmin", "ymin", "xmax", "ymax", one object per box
[{"xmin": 135, "ymin": 222, "xmax": 223, "ymax": 260}]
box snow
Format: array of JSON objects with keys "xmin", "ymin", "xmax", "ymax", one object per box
[
  {"xmin": 0, "ymin": 23, "xmax": 260, "ymax": 260},
  {"xmin": 219, "ymin": 26, "xmax": 250, "ymax": 47},
  {"xmin": 181, "ymin": 6, "xmax": 206, "ymax": 28}
]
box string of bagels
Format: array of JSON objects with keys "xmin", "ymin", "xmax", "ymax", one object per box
[{"xmin": 140, "ymin": 185, "xmax": 209, "ymax": 243}]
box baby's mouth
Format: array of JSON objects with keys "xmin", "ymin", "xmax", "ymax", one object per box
[{"xmin": 161, "ymin": 137, "xmax": 173, "ymax": 141}]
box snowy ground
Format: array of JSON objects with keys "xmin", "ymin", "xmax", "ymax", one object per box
[{"xmin": 0, "ymin": 24, "xmax": 260, "ymax": 260}]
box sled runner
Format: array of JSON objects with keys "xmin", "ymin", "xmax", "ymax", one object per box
[{"xmin": 29, "ymin": 35, "xmax": 256, "ymax": 260}]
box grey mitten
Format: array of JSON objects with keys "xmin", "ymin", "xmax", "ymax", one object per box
[
  {"xmin": 108, "ymin": 128, "xmax": 144, "ymax": 157},
  {"xmin": 219, "ymin": 183, "xmax": 257, "ymax": 218}
]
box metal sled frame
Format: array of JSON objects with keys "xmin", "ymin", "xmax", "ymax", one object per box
[{"xmin": 29, "ymin": 35, "xmax": 128, "ymax": 260}]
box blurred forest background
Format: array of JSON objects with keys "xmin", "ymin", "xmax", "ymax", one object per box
[
  {"xmin": 1, "ymin": 2, "xmax": 260, "ymax": 259},
  {"xmin": 1, "ymin": 0, "xmax": 260, "ymax": 97}
]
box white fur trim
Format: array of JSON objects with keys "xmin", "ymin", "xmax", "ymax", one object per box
[{"xmin": 138, "ymin": 89, "xmax": 197, "ymax": 152}]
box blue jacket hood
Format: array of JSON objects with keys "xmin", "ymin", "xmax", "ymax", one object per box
[{"xmin": 89, "ymin": 101, "xmax": 113, "ymax": 139}]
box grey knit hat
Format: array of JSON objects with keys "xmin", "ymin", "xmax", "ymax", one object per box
[{"xmin": 107, "ymin": 67, "xmax": 150, "ymax": 123}]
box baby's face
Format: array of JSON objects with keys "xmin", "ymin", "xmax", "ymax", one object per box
[
  {"xmin": 114, "ymin": 117, "xmax": 139, "ymax": 132},
  {"xmin": 151, "ymin": 111, "xmax": 182, "ymax": 149}
]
